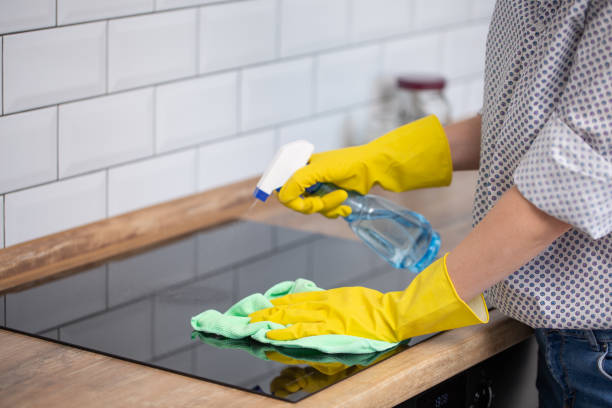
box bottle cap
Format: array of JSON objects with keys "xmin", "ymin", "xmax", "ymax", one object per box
[{"xmin": 397, "ymin": 74, "xmax": 446, "ymax": 90}]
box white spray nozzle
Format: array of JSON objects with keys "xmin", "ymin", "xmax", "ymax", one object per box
[{"xmin": 254, "ymin": 140, "xmax": 314, "ymax": 201}]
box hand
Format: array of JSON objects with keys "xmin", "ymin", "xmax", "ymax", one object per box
[
  {"xmin": 249, "ymin": 255, "xmax": 489, "ymax": 342},
  {"xmin": 278, "ymin": 115, "xmax": 452, "ymax": 217}
]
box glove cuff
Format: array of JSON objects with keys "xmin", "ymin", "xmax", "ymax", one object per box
[
  {"xmin": 370, "ymin": 115, "xmax": 453, "ymax": 191},
  {"xmin": 394, "ymin": 254, "xmax": 489, "ymax": 340},
  {"xmin": 440, "ymin": 253, "xmax": 489, "ymax": 324}
]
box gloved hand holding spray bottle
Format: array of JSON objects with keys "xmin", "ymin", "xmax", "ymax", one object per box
[
  {"xmin": 249, "ymin": 115, "xmax": 488, "ymax": 345},
  {"xmin": 253, "ymin": 139, "xmax": 440, "ymax": 273}
]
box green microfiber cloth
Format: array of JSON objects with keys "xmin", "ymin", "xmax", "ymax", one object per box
[{"xmin": 190, "ymin": 278, "xmax": 399, "ymax": 354}]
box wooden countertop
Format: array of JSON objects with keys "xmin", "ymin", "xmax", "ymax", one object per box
[
  {"xmin": 0, "ymin": 173, "xmax": 533, "ymax": 407},
  {"xmin": 0, "ymin": 310, "xmax": 530, "ymax": 408}
]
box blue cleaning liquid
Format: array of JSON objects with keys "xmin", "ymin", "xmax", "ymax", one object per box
[{"xmin": 309, "ymin": 183, "xmax": 440, "ymax": 273}]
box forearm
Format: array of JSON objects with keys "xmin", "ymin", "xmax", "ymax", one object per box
[
  {"xmin": 446, "ymin": 186, "xmax": 571, "ymax": 301},
  {"xmin": 444, "ymin": 115, "xmax": 482, "ymax": 171}
]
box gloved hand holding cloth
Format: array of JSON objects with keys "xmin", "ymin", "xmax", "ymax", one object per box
[
  {"xmin": 248, "ymin": 254, "xmax": 489, "ymax": 344},
  {"xmin": 278, "ymin": 114, "xmax": 453, "ymax": 218}
]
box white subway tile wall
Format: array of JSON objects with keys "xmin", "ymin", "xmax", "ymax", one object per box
[
  {"xmin": 156, "ymin": 0, "xmax": 221, "ymax": 11},
  {"xmin": 471, "ymin": 0, "xmax": 496, "ymax": 19},
  {"xmin": 3, "ymin": 22, "xmax": 106, "ymax": 113},
  {"xmin": 0, "ymin": 0, "xmax": 491, "ymax": 247},
  {"xmin": 0, "ymin": 0, "xmax": 55, "ymax": 34},
  {"xmin": 0, "ymin": 107, "xmax": 57, "ymax": 193},
  {"xmin": 441, "ymin": 23, "xmax": 489, "ymax": 79},
  {"xmin": 241, "ymin": 58, "xmax": 313, "ymax": 130},
  {"xmin": 108, "ymin": 149, "xmax": 196, "ymax": 216},
  {"xmin": 315, "ymin": 44, "xmax": 380, "ymax": 112},
  {"xmin": 108, "ymin": 9, "xmax": 197, "ymax": 92},
  {"xmin": 351, "ymin": 0, "xmax": 412, "ymax": 42},
  {"xmin": 279, "ymin": 113, "xmax": 347, "ymax": 152},
  {"xmin": 57, "ymin": 0, "xmax": 154, "ymax": 25},
  {"xmin": 197, "ymin": 130, "xmax": 275, "ymax": 192},
  {"xmin": 466, "ymin": 77, "xmax": 485, "ymax": 113},
  {"xmin": 280, "ymin": 0, "xmax": 349, "ymax": 57},
  {"xmin": 4, "ymin": 172, "xmax": 106, "ymax": 246},
  {"xmin": 414, "ymin": 0, "xmax": 471, "ymax": 30},
  {"xmin": 445, "ymin": 80, "xmax": 472, "ymax": 121},
  {"xmin": 198, "ymin": 0, "xmax": 276, "ymax": 73},
  {"xmin": 59, "ymin": 88, "xmax": 154, "ymax": 177},
  {"xmin": 382, "ymin": 32, "xmax": 443, "ymax": 76},
  {"xmin": 156, "ymin": 73, "xmax": 237, "ymax": 153}
]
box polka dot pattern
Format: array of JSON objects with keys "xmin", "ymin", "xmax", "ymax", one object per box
[{"xmin": 477, "ymin": 0, "xmax": 612, "ymax": 329}]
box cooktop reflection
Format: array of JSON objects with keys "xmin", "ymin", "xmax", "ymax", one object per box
[{"xmin": 2, "ymin": 220, "xmax": 432, "ymax": 402}]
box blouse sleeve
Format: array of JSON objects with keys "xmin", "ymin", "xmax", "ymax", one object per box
[{"xmin": 513, "ymin": 10, "xmax": 612, "ymax": 239}]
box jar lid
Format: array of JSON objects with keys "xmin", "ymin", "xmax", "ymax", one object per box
[{"xmin": 397, "ymin": 74, "xmax": 446, "ymax": 90}]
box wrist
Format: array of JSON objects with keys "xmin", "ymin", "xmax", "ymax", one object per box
[{"xmin": 445, "ymin": 115, "xmax": 482, "ymax": 171}]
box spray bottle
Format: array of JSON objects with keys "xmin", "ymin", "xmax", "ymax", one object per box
[{"xmin": 253, "ymin": 140, "xmax": 440, "ymax": 273}]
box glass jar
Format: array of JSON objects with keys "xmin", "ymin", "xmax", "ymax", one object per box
[{"xmin": 396, "ymin": 74, "xmax": 451, "ymax": 126}]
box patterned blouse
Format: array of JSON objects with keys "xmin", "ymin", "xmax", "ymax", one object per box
[{"xmin": 477, "ymin": 0, "xmax": 611, "ymax": 328}]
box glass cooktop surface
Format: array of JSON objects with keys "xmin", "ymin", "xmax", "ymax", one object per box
[{"xmin": 1, "ymin": 220, "xmax": 432, "ymax": 402}]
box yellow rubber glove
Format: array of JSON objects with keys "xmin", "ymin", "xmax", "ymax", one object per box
[
  {"xmin": 278, "ymin": 115, "xmax": 452, "ymax": 218},
  {"xmin": 249, "ymin": 254, "xmax": 488, "ymax": 343}
]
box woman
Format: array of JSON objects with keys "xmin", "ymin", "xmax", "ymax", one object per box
[{"xmin": 249, "ymin": 1, "xmax": 612, "ymax": 406}]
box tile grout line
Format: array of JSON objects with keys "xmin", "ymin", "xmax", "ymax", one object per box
[
  {"xmin": 346, "ymin": 0, "xmax": 354, "ymax": 44},
  {"xmin": 56, "ymin": 105, "xmax": 59, "ymax": 180},
  {"xmin": 1, "ymin": 36, "xmax": 4, "ymax": 115},
  {"xmin": 105, "ymin": 20, "xmax": 109, "ymax": 94},
  {"xmin": 311, "ymin": 56, "xmax": 318, "ymax": 114},
  {"xmin": 236, "ymin": 69, "xmax": 242, "ymax": 133},
  {"xmin": 407, "ymin": 0, "xmax": 416, "ymax": 32},
  {"xmin": 275, "ymin": 0, "xmax": 282, "ymax": 58},
  {"xmin": 194, "ymin": 7, "xmax": 200, "ymax": 76},
  {"xmin": 55, "ymin": 0, "xmax": 58, "ymax": 26}
]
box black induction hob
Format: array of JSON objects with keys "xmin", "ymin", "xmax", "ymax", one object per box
[{"xmin": 1, "ymin": 220, "xmax": 434, "ymax": 402}]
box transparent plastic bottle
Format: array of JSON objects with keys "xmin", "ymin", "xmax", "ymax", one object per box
[{"xmin": 308, "ymin": 183, "xmax": 440, "ymax": 273}]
